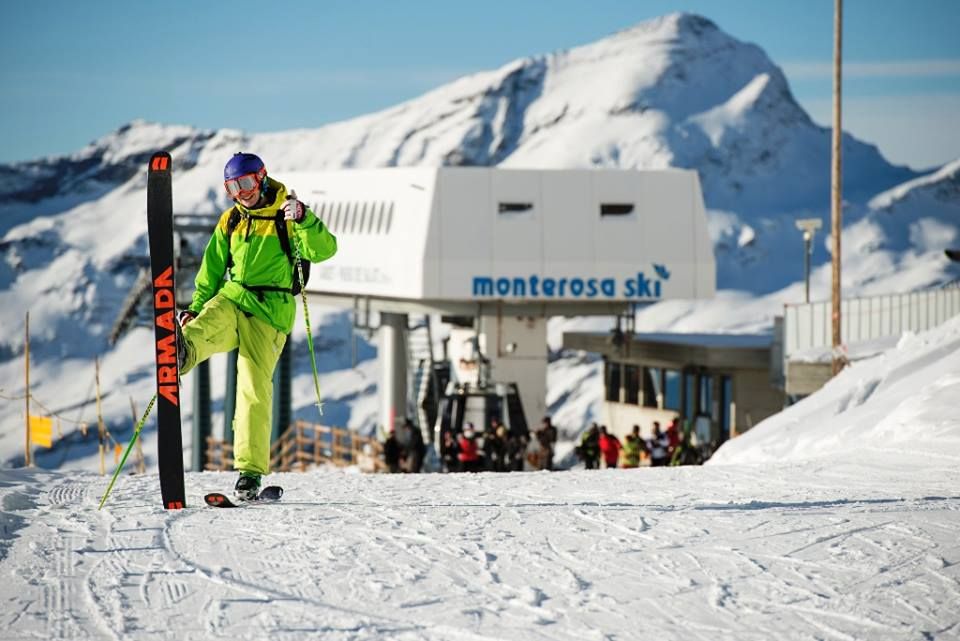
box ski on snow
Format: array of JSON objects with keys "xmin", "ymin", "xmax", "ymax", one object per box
[
  {"xmin": 204, "ymin": 486, "xmax": 284, "ymax": 508},
  {"xmin": 147, "ymin": 151, "xmax": 187, "ymax": 510}
]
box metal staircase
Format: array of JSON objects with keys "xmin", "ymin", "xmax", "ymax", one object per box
[
  {"xmin": 108, "ymin": 268, "xmax": 151, "ymax": 345},
  {"xmin": 108, "ymin": 213, "xmax": 214, "ymax": 345},
  {"xmin": 406, "ymin": 316, "xmax": 449, "ymax": 440}
]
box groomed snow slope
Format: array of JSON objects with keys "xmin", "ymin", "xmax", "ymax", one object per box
[{"xmin": 1, "ymin": 314, "xmax": 959, "ymax": 640}]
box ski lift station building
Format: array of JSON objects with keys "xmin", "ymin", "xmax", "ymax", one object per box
[{"xmin": 280, "ymin": 167, "xmax": 717, "ymax": 439}]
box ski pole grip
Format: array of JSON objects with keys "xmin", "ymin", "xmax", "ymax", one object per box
[{"xmin": 285, "ymin": 189, "xmax": 303, "ymax": 223}]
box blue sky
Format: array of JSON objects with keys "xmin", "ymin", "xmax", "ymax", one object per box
[{"xmin": 2, "ymin": 0, "xmax": 958, "ymax": 169}]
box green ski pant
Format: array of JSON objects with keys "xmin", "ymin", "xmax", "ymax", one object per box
[{"xmin": 180, "ymin": 293, "xmax": 286, "ymax": 476}]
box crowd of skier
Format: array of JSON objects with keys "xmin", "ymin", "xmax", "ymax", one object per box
[
  {"xmin": 573, "ymin": 418, "xmax": 702, "ymax": 468},
  {"xmin": 382, "ymin": 416, "xmax": 558, "ymax": 474},
  {"xmin": 382, "ymin": 415, "xmax": 702, "ymax": 473}
]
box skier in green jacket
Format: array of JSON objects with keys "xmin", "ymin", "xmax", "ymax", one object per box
[{"xmin": 177, "ymin": 152, "xmax": 337, "ymax": 500}]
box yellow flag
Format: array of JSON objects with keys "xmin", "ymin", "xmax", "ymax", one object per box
[{"xmin": 29, "ymin": 416, "xmax": 53, "ymax": 448}]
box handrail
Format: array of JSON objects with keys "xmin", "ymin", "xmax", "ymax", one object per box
[
  {"xmin": 206, "ymin": 422, "xmax": 385, "ymax": 473},
  {"xmin": 784, "ymin": 287, "xmax": 960, "ymax": 358}
]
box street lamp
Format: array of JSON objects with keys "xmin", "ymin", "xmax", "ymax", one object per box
[{"xmin": 795, "ymin": 218, "xmax": 823, "ymax": 303}]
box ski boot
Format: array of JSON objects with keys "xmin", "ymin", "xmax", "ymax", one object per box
[{"xmin": 234, "ymin": 472, "xmax": 262, "ymax": 501}]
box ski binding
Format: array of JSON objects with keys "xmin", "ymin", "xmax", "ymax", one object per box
[{"xmin": 204, "ymin": 485, "xmax": 284, "ymax": 508}]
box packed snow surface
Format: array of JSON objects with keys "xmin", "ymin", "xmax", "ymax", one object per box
[
  {"xmin": 2, "ymin": 463, "xmax": 958, "ymax": 641},
  {"xmin": 2, "ymin": 315, "xmax": 959, "ymax": 640}
]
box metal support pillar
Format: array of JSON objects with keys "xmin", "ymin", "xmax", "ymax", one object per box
[
  {"xmin": 191, "ymin": 358, "xmax": 211, "ymax": 472},
  {"xmin": 379, "ymin": 312, "xmax": 408, "ymax": 435},
  {"xmin": 223, "ymin": 349, "xmax": 238, "ymax": 444},
  {"xmin": 478, "ymin": 313, "xmax": 547, "ymax": 431}
]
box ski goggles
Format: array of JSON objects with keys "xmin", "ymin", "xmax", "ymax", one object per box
[{"xmin": 224, "ymin": 168, "xmax": 267, "ymax": 198}]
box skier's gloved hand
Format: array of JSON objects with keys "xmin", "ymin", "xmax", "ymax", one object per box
[
  {"xmin": 283, "ymin": 190, "xmax": 306, "ymax": 223},
  {"xmin": 178, "ymin": 310, "xmax": 197, "ymax": 327}
]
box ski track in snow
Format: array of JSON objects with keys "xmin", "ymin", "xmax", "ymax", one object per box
[{"xmin": 0, "ymin": 465, "xmax": 959, "ymax": 640}]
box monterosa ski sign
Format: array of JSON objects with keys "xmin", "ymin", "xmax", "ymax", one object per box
[{"xmin": 472, "ymin": 265, "xmax": 671, "ymax": 300}]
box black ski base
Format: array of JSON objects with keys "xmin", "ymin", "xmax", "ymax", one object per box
[{"xmin": 204, "ymin": 485, "xmax": 284, "ymax": 508}]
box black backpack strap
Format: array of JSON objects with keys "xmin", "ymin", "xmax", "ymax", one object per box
[
  {"xmin": 220, "ymin": 206, "xmax": 305, "ymax": 298},
  {"xmin": 273, "ymin": 213, "xmax": 295, "ymax": 262},
  {"xmin": 226, "ymin": 207, "xmax": 242, "ymax": 233},
  {"xmin": 239, "ymin": 284, "xmax": 293, "ymax": 302},
  {"xmin": 224, "ymin": 207, "xmax": 242, "ymax": 271}
]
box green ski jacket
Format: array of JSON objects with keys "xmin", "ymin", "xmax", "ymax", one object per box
[{"xmin": 190, "ymin": 177, "xmax": 338, "ymax": 334}]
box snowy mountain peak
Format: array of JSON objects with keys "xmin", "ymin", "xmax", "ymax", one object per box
[
  {"xmin": 869, "ymin": 157, "xmax": 960, "ymax": 212},
  {"xmin": 0, "ymin": 120, "xmax": 213, "ymax": 210},
  {"xmin": 852, "ymin": 157, "xmax": 960, "ymax": 265},
  {"xmin": 0, "ymin": 12, "xmax": 956, "ymax": 449},
  {"xmin": 611, "ymin": 12, "xmax": 722, "ymax": 44},
  {"xmin": 526, "ymin": 11, "xmax": 787, "ymax": 123},
  {"xmin": 73, "ymin": 120, "xmax": 205, "ymax": 165},
  {"xmin": 687, "ymin": 73, "xmax": 786, "ymax": 147}
]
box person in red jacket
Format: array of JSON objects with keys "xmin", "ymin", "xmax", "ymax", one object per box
[
  {"xmin": 598, "ymin": 425, "xmax": 622, "ymax": 469},
  {"xmin": 666, "ymin": 418, "xmax": 681, "ymax": 458},
  {"xmin": 457, "ymin": 424, "xmax": 482, "ymax": 473}
]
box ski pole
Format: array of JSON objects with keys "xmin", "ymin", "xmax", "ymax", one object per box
[
  {"xmin": 288, "ymin": 191, "xmax": 324, "ymax": 415},
  {"xmin": 98, "ymin": 393, "xmax": 157, "ymax": 510}
]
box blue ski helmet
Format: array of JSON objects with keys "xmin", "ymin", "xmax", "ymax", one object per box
[{"xmin": 224, "ymin": 152, "xmax": 265, "ymax": 181}]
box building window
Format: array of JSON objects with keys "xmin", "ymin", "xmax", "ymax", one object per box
[
  {"xmin": 664, "ymin": 369, "xmax": 681, "ymax": 410},
  {"xmin": 624, "ymin": 364, "xmax": 640, "ymax": 404},
  {"xmin": 346, "ymin": 202, "xmax": 357, "ymax": 233},
  {"xmin": 720, "ymin": 376, "xmax": 733, "ymax": 442},
  {"xmin": 600, "ymin": 203, "xmax": 634, "ymax": 216},
  {"xmin": 700, "ymin": 374, "xmax": 714, "ymax": 418},
  {"xmin": 498, "ymin": 202, "xmax": 534, "ymax": 214},
  {"xmin": 353, "ymin": 202, "xmax": 362, "ymax": 233},
  {"xmin": 385, "ymin": 202, "xmax": 395, "ymax": 233},
  {"xmin": 356, "ymin": 202, "xmax": 365, "ymax": 233},
  {"xmin": 375, "ymin": 202, "xmax": 386, "ymax": 234},
  {"xmin": 333, "ymin": 202, "xmax": 344, "ymax": 232},
  {"xmin": 605, "ymin": 361, "xmax": 622, "ymax": 402},
  {"xmin": 684, "ymin": 371, "xmax": 696, "ymax": 418},
  {"xmin": 642, "ymin": 367, "xmax": 661, "ymax": 408},
  {"xmin": 313, "ymin": 201, "xmax": 396, "ymax": 234}
]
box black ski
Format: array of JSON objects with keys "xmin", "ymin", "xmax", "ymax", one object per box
[
  {"xmin": 147, "ymin": 151, "xmax": 186, "ymax": 510},
  {"xmin": 204, "ymin": 486, "xmax": 284, "ymax": 508}
]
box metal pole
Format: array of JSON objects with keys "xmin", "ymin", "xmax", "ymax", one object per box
[
  {"xmin": 271, "ymin": 339, "xmax": 292, "ymax": 444},
  {"xmin": 192, "ymin": 358, "xmax": 211, "ymax": 472},
  {"xmin": 224, "ymin": 349, "xmax": 238, "ymax": 444},
  {"xmin": 130, "ymin": 397, "xmax": 145, "ymax": 474},
  {"xmin": 804, "ymin": 231, "xmax": 811, "ymax": 304},
  {"xmin": 24, "ymin": 312, "xmax": 31, "ymax": 467},
  {"xmin": 379, "ymin": 312, "xmax": 408, "ymax": 434},
  {"xmin": 831, "ymin": 0, "xmax": 844, "ymax": 375},
  {"xmin": 96, "ymin": 357, "xmax": 105, "ymax": 475}
]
